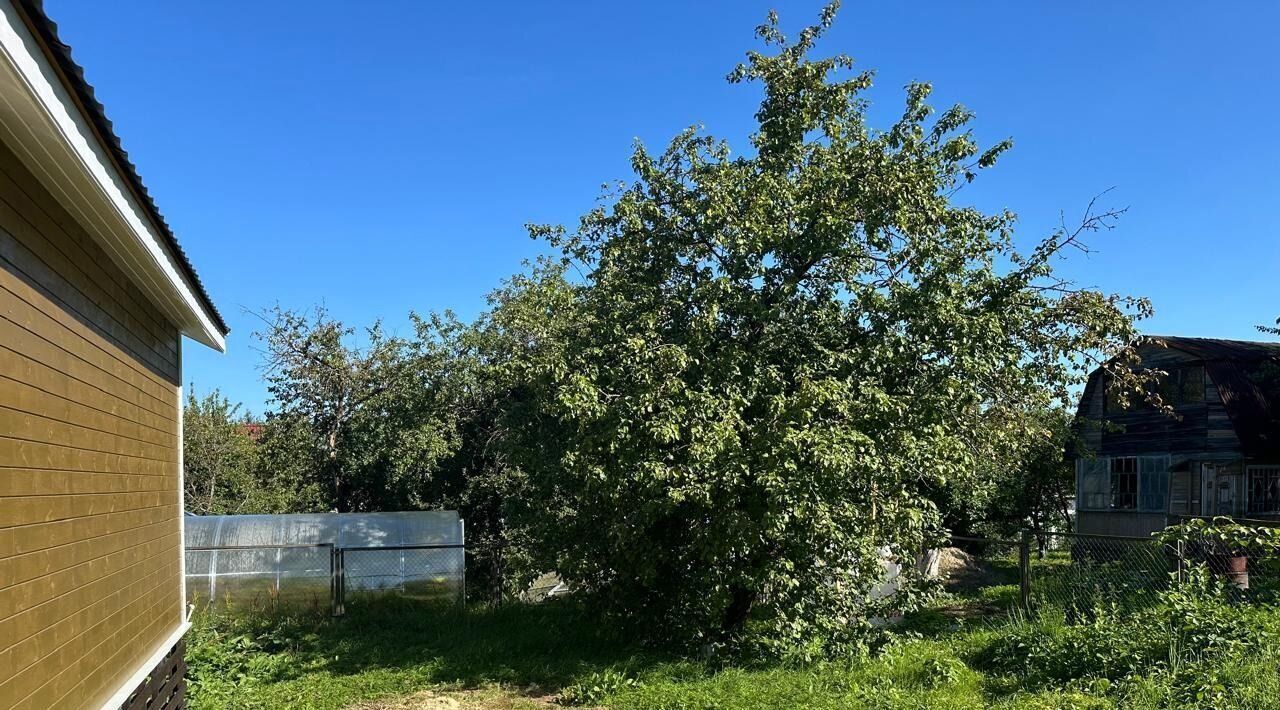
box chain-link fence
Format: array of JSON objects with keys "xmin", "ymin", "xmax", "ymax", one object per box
[
  {"xmin": 335, "ymin": 544, "xmax": 466, "ymax": 614},
  {"xmin": 935, "ymin": 530, "xmax": 1280, "ymax": 618},
  {"xmin": 1027, "ymin": 533, "xmax": 1175, "ymax": 614}
]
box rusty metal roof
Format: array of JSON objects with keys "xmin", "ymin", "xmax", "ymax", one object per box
[{"xmin": 12, "ymin": 0, "xmax": 229, "ymax": 336}]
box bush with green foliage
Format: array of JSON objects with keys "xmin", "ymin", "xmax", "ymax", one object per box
[
  {"xmin": 183, "ymin": 389, "xmax": 277, "ymax": 514},
  {"xmin": 976, "ymin": 557, "xmax": 1275, "ymax": 708},
  {"xmin": 1156, "ymin": 516, "xmax": 1280, "ymax": 556}
]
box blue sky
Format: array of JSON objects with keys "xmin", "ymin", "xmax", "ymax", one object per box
[{"xmin": 46, "ymin": 1, "xmax": 1280, "ymax": 415}]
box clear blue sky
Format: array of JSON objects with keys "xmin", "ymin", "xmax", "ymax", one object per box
[{"xmin": 45, "ymin": 1, "xmax": 1280, "ymax": 415}]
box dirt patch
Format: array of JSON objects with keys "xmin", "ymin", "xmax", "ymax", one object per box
[
  {"xmin": 348, "ymin": 688, "xmax": 562, "ymax": 710},
  {"xmin": 934, "ymin": 601, "xmax": 1007, "ymax": 619},
  {"xmin": 351, "ymin": 692, "xmax": 462, "ymax": 710}
]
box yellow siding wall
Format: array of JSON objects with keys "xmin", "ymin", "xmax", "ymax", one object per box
[{"xmin": 0, "ymin": 139, "xmax": 181, "ymax": 709}]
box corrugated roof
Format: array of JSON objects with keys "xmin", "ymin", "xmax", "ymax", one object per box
[
  {"xmin": 12, "ymin": 0, "xmax": 229, "ymax": 336},
  {"xmin": 1146, "ymin": 335, "xmax": 1280, "ymax": 362}
]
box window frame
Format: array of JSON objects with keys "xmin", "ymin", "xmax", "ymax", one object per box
[
  {"xmin": 1077, "ymin": 454, "xmax": 1172, "ymax": 513},
  {"xmin": 1103, "ymin": 365, "xmax": 1206, "ymax": 413},
  {"xmin": 1078, "ymin": 458, "xmax": 1109, "ymax": 511},
  {"xmin": 1247, "ymin": 465, "xmax": 1280, "ymax": 515},
  {"xmin": 1158, "ymin": 365, "xmax": 1205, "ymax": 407},
  {"xmin": 1110, "ymin": 457, "xmax": 1138, "ymax": 510}
]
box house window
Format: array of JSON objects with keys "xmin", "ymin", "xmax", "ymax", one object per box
[
  {"xmin": 1080, "ymin": 459, "xmax": 1109, "ymax": 510},
  {"xmin": 1248, "ymin": 466, "xmax": 1280, "ymax": 514},
  {"xmin": 1078, "ymin": 455, "xmax": 1170, "ymax": 512},
  {"xmin": 1157, "ymin": 365, "xmax": 1205, "ymax": 406},
  {"xmin": 1104, "ymin": 365, "xmax": 1206, "ymax": 413},
  {"xmin": 1103, "ymin": 377, "xmax": 1124, "ymax": 414},
  {"xmin": 1139, "ymin": 457, "xmax": 1170, "ymax": 511},
  {"xmin": 1110, "ymin": 457, "xmax": 1138, "ymax": 509}
]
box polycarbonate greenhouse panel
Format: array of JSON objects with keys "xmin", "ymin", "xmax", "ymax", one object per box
[
  {"xmin": 280, "ymin": 514, "xmax": 339, "ymax": 546},
  {"xmin": 183, "ymin": 511, "xmax": 464, "ymax": 607},
  {"xmin": 277, "ymin": 546, "xmax": 331, "ymax": 605},
  {"xmin": 398, "ymin": 511, "xmax": 464, "ymax": 545},
  {"xmin": 184, "ymin": 549, "xmax": 214, "ymax": 605}
]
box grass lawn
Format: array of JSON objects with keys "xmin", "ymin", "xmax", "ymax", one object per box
[{"xmin": 186, "ymin": 588, "xmax": 1280, "ymax": 709}]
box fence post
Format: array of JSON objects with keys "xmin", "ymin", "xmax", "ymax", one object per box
[
  {"xmin": 1019, "ymin": 529, "xmax": 1032, "ymax": 613},
  {"xmin": 336, "ymin": 549, "xmax": 346, "ymax": 617},
  {"xmin": 329, "ymin": 545, "xmax": 339, "ymax": 617}
]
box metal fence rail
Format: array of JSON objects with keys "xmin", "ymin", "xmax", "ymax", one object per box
[
  {"xmin": 335, "ymin": 543, "xmax": 467, "ymax": 615},
  {"xmin": 187, "ymin": 542, "xmax": 466, "ymax": 616},
  {"xmin": 938, "ymin": 529, "xmax": 1280, "ymax": 617}
]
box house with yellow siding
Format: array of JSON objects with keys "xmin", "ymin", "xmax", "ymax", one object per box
[{"xmin": 0, "ymin": 1, "xmax": 227, "ymax": 707}]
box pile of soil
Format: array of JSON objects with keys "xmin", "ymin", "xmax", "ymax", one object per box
[{"xmin": 937, "ymin": 546, "xmax": 1001, "ymax": 593}]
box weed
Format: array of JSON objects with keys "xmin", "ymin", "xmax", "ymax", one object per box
[{"xmin": 559, "ymin": 669, "xmax": 640, "ymax": 706}]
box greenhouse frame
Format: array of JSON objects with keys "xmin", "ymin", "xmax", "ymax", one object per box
[{"xmin": 184, "ymin": 511, "xmax": 465, "ymax": 610}]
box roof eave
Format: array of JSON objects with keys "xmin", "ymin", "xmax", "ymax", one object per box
[{"xmin": 0, "ymin": 0, "xmax": 226, "ymax": 350}]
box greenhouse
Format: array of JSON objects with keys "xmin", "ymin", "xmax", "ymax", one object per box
[{"xmin": 184, "ymin": 511, "xmax": 464, "ymax": 609}]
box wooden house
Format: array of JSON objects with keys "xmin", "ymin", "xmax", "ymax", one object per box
[
  {"xmin": 0, "ymin": 1, "xmax": 227, "ymax": 707},
  {"xmin": 1074, "ymin": 336, "xmax": 1280, "ymax": 538}
]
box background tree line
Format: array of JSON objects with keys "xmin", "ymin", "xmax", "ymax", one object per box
[{"xmin": 184, "ymin": 3, "xmax": 1146, "ymax": 656}]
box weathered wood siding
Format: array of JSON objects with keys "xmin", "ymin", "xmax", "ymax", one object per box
[
  {"xmin": 0, "ymin": 138, "xmax": 181, "ymax": 709},
  {"xmin": 1089, "ymin": 345, "xmax": 1241, "ymax": 459},
  {"xmin": 1075, "ymin": 343, "xmax": 1252, "ymax": 536},
  {"xmin": 1076, "ymin": 511, "xmax": 1168, "ymax": 537}
]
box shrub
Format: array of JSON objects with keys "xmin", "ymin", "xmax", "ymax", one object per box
[
  {"xmin": 559, "ymin": 669, "xmax": 641, "ymax": 706},
  {"xmin": 1160, "ymin": 564, "xmax": 1268, "ymax": 662},
  {"xmin": 974, "ymin": 556, "xmax": 1274, "ymax": 709},
  {"xmin": 975, "ymin": 609, "xmax": 1166, "ymax": 686},
  {"xmin": 185, "ymin": 607, "xmax": 328, "ymax": 706}
]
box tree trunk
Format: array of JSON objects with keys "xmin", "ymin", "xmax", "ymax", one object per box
[
  {"xmin": 327, "ymin": 427, "xmax": 343, "ymax": 511},
  {"xmin": 205, "ymin": 473, "xmax": 216, "ymax": 514},
  {"xmin": 491, "ymin": 544, "xmax": 504, "ymax": 606},
  {"xmin": 720, "ymin": 585, "xmax": 758, "ymax": 639}
]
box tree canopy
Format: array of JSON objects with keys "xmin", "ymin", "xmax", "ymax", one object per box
[{"xmin": 506, "ymin": 3, "xmax": 1145, "ymax": 653}]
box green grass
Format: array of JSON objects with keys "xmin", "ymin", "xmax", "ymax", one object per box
[
  {"xmin": 186, "ymin": 597, "xmax": 647, "ymax": 708},
  {"xmin": 186, "ymin": 594, "xmax": 1280, "ymax": 709}
]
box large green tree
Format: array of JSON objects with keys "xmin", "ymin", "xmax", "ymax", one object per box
[
  {"xmin": 254, "ymin": 306, "xmax": 423, "ymax": 511},
  {"xmin": 509, "ymin": 5, "xmax": 1148, "ymax": 654},
  {"xmin": 464, "ymin": 262, "xmax": 581, "ymax": 600},
  {"xmin": 249, "ymin": 306, "xmax": 499, "ymax": 522}
]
